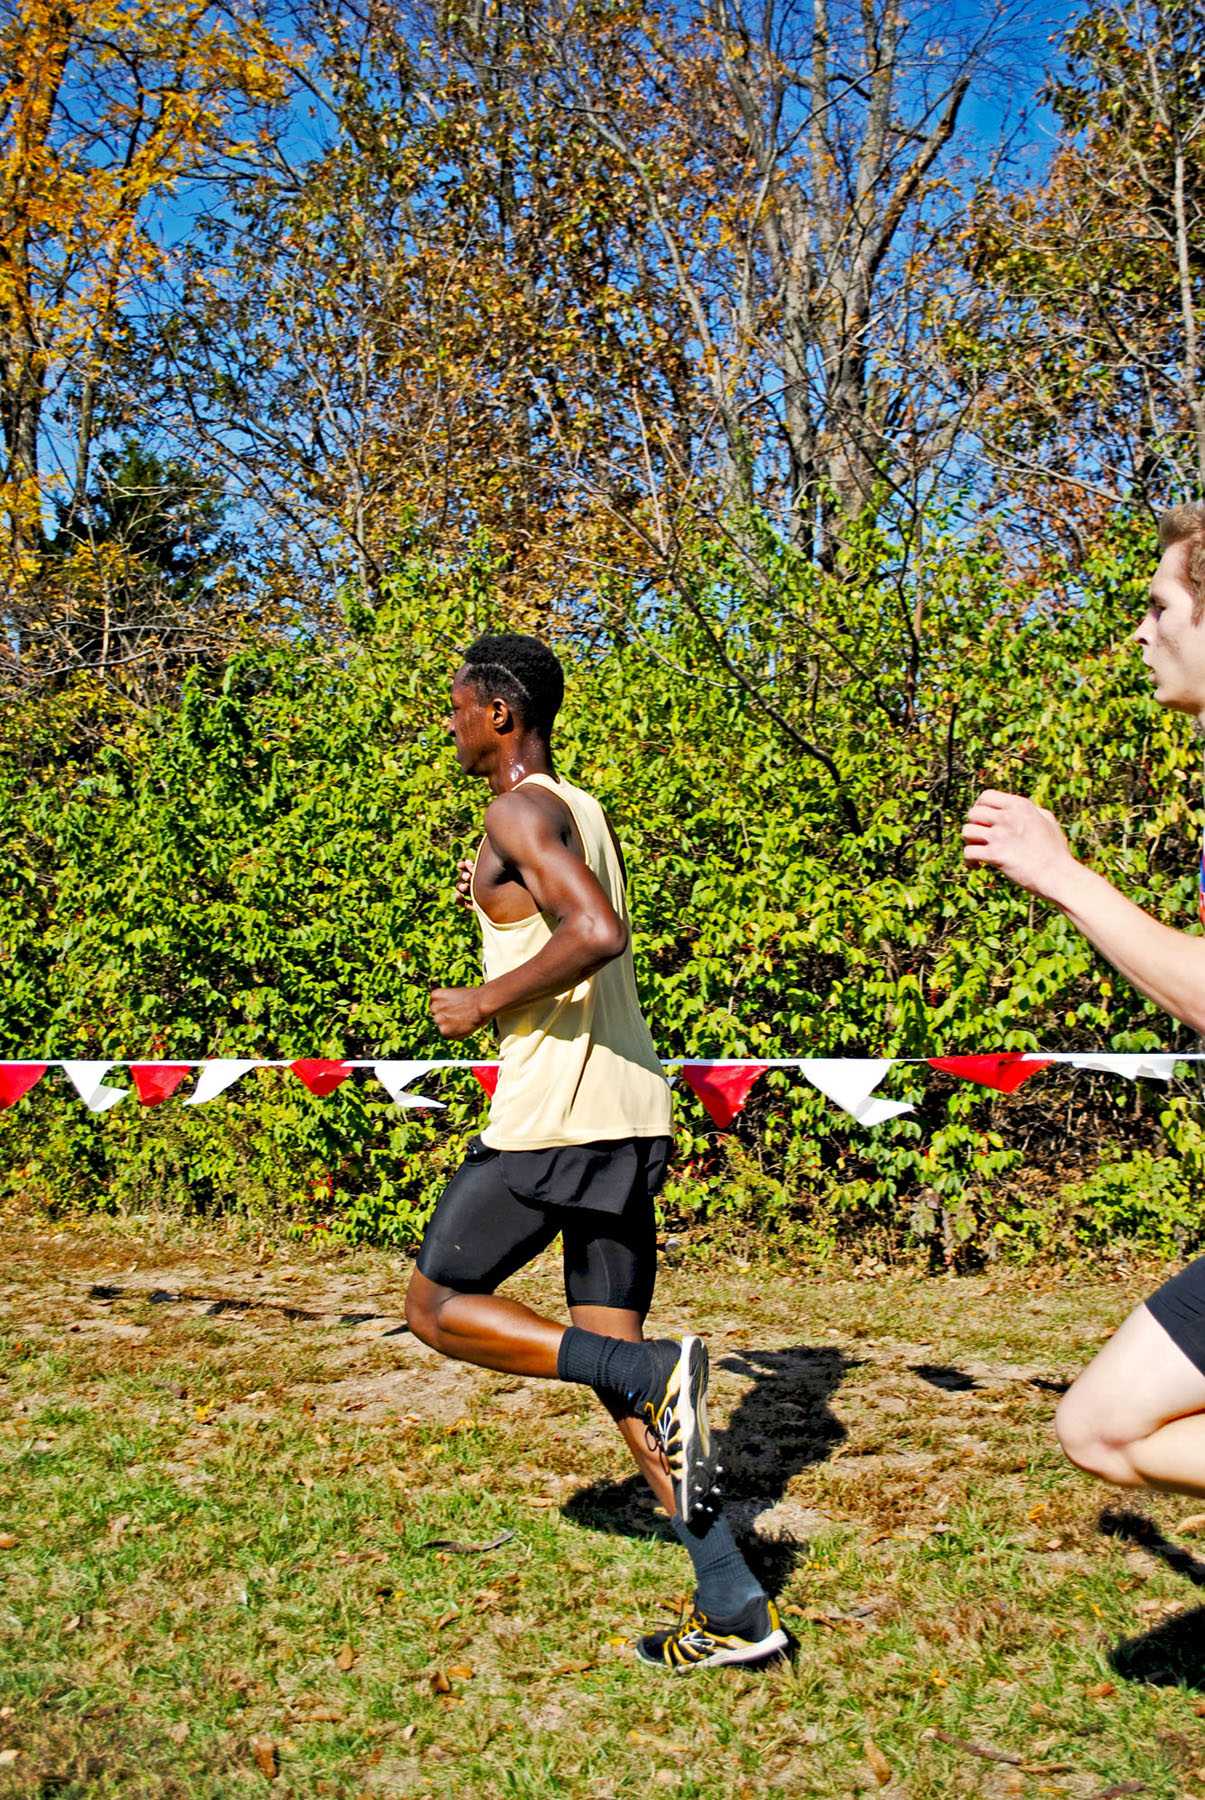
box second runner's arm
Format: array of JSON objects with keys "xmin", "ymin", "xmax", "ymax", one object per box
[{"xmin": 963, "ymin": 788, "xmax": 1205, "ymax": 1035}]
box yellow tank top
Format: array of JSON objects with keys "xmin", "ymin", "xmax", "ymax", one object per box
[{"xmin": 474, "ymin": 773, "xmax": 673, "ymax": 1150}]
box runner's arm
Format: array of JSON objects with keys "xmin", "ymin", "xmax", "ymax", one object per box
[
  {"xmin": 963, "ymin": 789, "xmax": 1205, "ymax": 1035},
  {"xmin": 431, "ymin": 790, "xmax": 627, "ymax": 1036}
]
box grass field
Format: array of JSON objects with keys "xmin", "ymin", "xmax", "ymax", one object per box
[{"xmin": 3, "ymin": 1220, "xmax": 1205, "ymax": 1798}]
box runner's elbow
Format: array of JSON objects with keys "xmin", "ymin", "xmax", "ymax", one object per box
[{"xmin": 573, "ymin": 910, "xmax": 626, "ymax": 963}]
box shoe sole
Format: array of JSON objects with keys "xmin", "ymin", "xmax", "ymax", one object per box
[
  {"xmin": 635, "ymin": 1627, "xmax": 790, "ymax": 1671},
  {"xmin": 672, "ymin": 1335, "xmax": 716, "ymax": 1524}
]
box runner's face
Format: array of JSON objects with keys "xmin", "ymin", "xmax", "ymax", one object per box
[
  {"xmin": 1134, "ymin": 545, "xmax": 1205, "ymax": 720},
  {"xmin": 445, "ymin": 673, "xmax": 495, "ymax": 773}
]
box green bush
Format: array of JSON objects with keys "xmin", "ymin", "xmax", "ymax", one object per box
[{"xmin": 1, "ymin": 517, "xmax": 1201, "ymax": 1260}]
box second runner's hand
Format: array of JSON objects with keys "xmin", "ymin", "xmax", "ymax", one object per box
[{"xmin": 962, "ymin": 788, "xmax": 1078, "ymax": 902}]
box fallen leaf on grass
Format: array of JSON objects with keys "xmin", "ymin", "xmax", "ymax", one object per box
[
  {"xmin": 0, "ymin": 1535, "xmax": 17, "ymax": 1550},
  {"xmin": 420, "ymin": 1531, "xmax": 515, "ymax": 1555},
  {"xmin": 335, "ymin": 1644, "xmax": 356, "ymax": 1672},
  {"xmin": 928, "ymin": 1730, "xmax": 1022, "ymax": 1767},
  {"xmin": 0, "ymin": 1751, "xmax": 18, "ymax": 1767},
  {"xmin": 446, "ymin": 1665, "xmax": 474, "ymax": 1680},
  {"xmin": 429, "ymin": 1669, "xmax": 452, "ymax": 1695},
  {"xmin": 62, "ymin": 1615, "xmax": 81, "ymax": 1634},
  {"xmin": 292, "ymin": 1706, "xmax": 344, "ymax": 1723},
  {"xmin": 297, "ymin": 1473, "xmax": 315, "ymax": 1491},
  {"xmin": 250, "ymin": 1737, "xmax": 278, "ymax": 1779},
  {"xmin": 401, "ymin": 1723, "xmax": 417, "ymax": 1741},
  {"xmin": 1084, "ymin": 1681, "xmax": 1116, "ymax": 1699},
  {"xmin": 167, "ymin": 1722, "xmax": 189, "ymax": 1744},
  {"xmin": 434, "ymin": 1609, "xmax": 459, "ymax": 1630},
  {"xmin": 628, "ymin": 1729, "xmax": 690, "ymax": 1753},
  {"xmin": 106, "ymin": 1515, "xmax": 130, "ymax": 1541},
  {"xmin": 552, "ymin": 1660, "xmax": 595, "ymax": 1676},
  {"xmin": 524, "ymin": 1497, "xmax": 557, "ymax": 1508},
  {"xmin": 863, "ymin": 1738, "xmax": 892, "ymax": 1785},
  {"xmin": 784, "ymin": 1604, "xmax": 874, "ymax": 1629},
  {"xmin": 1177, "ymin": 1513, "xmax": 1205, "ymax": 1535}
]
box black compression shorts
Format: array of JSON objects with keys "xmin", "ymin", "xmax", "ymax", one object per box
[
  {"xmin": 1146, "ymin": 1255, "xmax": 1205, "ymax": 1377},
  {"xmin": 415, "ymin": 1134, "xmax": 671, "ymax": 1314}
]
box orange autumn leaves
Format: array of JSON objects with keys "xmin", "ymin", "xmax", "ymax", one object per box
[{"xmin": 0, "ymin": 0, "xmax": 284, "ymax": 584}]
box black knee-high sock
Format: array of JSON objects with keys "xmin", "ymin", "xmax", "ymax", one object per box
[
  {"xmin": 671, "ymin": 1512, "xmax": 766, "ymax": 1621},
  {"xmin": 556, "ymin": 1325, "xmax": 652, "ymax": 1399}
]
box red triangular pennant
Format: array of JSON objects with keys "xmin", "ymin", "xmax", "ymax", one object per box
[
  {"xmin": 678, "ymin": 1062, "xmax": 768, "ymax": 1128},
  {"xmin": 130, "ymin": 1064, "xmax": 193, "ymax": 1106},
  {"xmin": 0, "ymin": 1063, "xmax": 47, "ymax": 1108},
  {"xmin": 472, "ymin": 1064, "xmax": 499, "ymax": 1097},
  {"xmin": 927, "ymin": 1054, "xmax": 1052, "ymax": 1093},
  {"xmin": 290, "ymin": 1059, "xmax": 353, "ymax": 1097}
]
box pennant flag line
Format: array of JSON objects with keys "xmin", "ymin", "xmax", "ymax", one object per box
[
  {"xmin": 61, "ymin": 1061, "xmax": 129, "ymax": 1113},
  {"xmin": 1059, "ymin": 1053, "xmax": 1182, "ymax": 1081},
  {"xmin": 678, "ymin": 1062, "xmax": 768, "ymax": 1128},
  {"xmin": 0, "ymin": 1052, "xmax": 1199, "ymax": 1132},
  {"xmin": 797, "ymin": 1059, "xmax": 915, "ymax": 1127},
  {"xmin": 185, "ymin": 1060, "xmax": 259, "ymax": 1105},
  {"xmin": 290, "ymin": 1059, "xmax": 353, "ymax": 1097},
  {"xmin": 0, "ymin": 1063, "xmax": 46, "ymax": 1108},
  {"xmin": 371, "ymin": 1061, "xmax": 446, "ymax": 1110},
  {"xmin": 927, "ymin": 1054, "xmax": 1052, "ymax": 1093},
  {"xmin": 130, "ymin": 1064, "xmax": 193, "ymax": 1106}
]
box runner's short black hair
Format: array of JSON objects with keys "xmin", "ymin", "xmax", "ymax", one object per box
[{"xmin": 461, "ymin": 633, "xmax": 565, "ymax": 737}]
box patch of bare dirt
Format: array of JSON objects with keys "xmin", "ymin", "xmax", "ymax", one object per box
[{"xmin": 0, "ymin": 1221, "xmax": 1154, "ymax": 1545}]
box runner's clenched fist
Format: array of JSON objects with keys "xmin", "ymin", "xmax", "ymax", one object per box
[{"xmin": 962, "ymin": 789, "xmax": 1076, "ymax": 901}]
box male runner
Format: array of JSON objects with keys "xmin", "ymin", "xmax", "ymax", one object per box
[
  {"xmin": 963, "ymin": 502, "xmax": 1205, "ymax": 1500},
  {"xmin": 405, "ymin": 631, "xmax": 785, "ymax": 1670}
]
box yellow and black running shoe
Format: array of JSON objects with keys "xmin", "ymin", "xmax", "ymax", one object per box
[
  {"xmin": 635, "ymin": 1595, "xmax": 788, "ymax": 1672},
  {"xmin": 631, "ymin": 1336, "xmax": 718, "ymax": 1524}
]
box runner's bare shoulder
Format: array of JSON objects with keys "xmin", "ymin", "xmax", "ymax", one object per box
[{"xmin": 484, "ymin": 785, "xmax": 579, "ymax": 858}]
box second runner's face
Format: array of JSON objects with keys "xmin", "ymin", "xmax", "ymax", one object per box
[{"xmin": 1134, "ymin": 544, "xmax": 1205, "ymax": 721}]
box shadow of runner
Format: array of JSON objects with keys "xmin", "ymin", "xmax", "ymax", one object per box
[
  {"xmin": 562, "ymin": 1344, "xmax": 855, "ymax": 1595},
  {"xmin": 910, "ymin": 1363, "xmax": 979, "ymax": 1392},
  {"xmin": 1100, "ymin": 1508, "xmax": 1205, "ymax": 1586},
  {"xmin": 1102, "ymin": 1509, "xmax": 1205, "ymax": 1690}
]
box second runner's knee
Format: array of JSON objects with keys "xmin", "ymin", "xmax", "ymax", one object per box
[{"xmin": 1054, "ymin": 1389, "xmax": 1143, "ymax": 1486}]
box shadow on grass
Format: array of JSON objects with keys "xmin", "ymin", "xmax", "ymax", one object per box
[
  {"xmin": 908, "ymin": 1362, "xmax": 1070, "ymax": 1396},
  {"xmin": 910, "ymin": 1363, "xmax": 979, "ymax": 1392},
  {"xmin": 1102, "ymin": 1508, "xmax": 1205, "ymax": 1690},
  {"xmin": 561, "ymin": 1344, "xmax": 855, "ymax": 1595}
]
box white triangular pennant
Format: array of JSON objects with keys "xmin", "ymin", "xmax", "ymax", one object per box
[
  {"xmin": 371, "ymin": 1061, "xmax": 446, "ymax": 1110},
  {"xmin": 1062, "ymin": 1053, "xmax": 1181, "ymax": 1082},
  {"xmin": 184, "ymin": 1060, "xmax": 260, "ymax": 1105},
  {"xmin": 797, "ymin": 1058, "xmax": 914, "ymax": 1127},
  {"xmin": 60, "ymin": 1060, "xmax": 129, "ymax": 1113}
]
